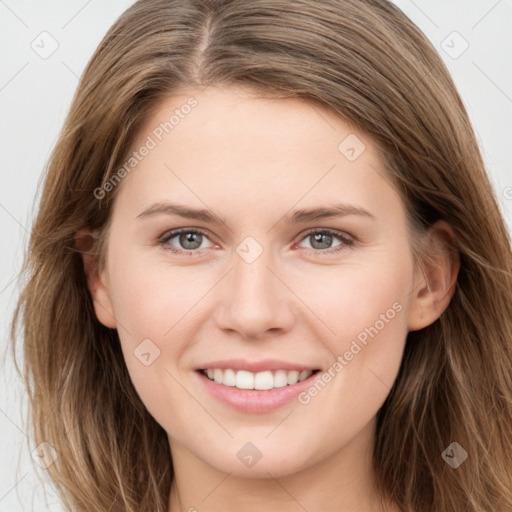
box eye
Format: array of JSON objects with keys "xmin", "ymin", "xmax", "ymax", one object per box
[
  {"xmin": 296, "ymin": 229, "xmax": 354, "ymax": 255},
  {"xmin": 158, "ymin": 228, "xmax": 214, "ymax": 255},
  {"xmin": 158, "ymin": 227, "xmax": 354, "ymax": 256}
]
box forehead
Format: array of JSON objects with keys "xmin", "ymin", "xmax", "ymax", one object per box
[{"xmin": 114, "ymin": 85, "xmax": 400, "ymax": 224}]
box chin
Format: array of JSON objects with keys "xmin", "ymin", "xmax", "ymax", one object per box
[{"xmin": 195, "ymin": 441, "xmax": 316, "ymax": 479}]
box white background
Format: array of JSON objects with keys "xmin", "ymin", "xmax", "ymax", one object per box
[{"xmin": 1, "ymin": 1, "xmax": 511, "ymax": 510}]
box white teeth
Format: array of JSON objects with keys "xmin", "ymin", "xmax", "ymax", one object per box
[
  {"xmin": 236, "ymin": 370, "xmax": 254, "ymax": 389},
  {"xmin": 287, "ymin": 370, "xmax": 299, "ymax": 385},
  {"xmin": 298, "ymin": 370, "xmax": 311, "ymax": 382},
  {"xmin": 202, "ymin": 368, "xmax": 315, "ymax": 390},
  {"xmin": 223, "ymin": 368, "xmax": 236, "ymax": 387},
  {"xmin": 273, "ymin": 370, "xmax": 288, "ymax": 388},
  {"xmin": 254, "ymin": 371, "xmax": 274, "ymax": 390}
]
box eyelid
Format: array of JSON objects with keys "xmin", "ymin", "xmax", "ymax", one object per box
[
  {"xmin": 158, "ymin": 226, "xmax": 355, "ymax": 255},
  {"xmin": 293, "ymin": 228, "xmax": 355, "ymax": 255},
  {"xmin": 296, "ymin": 227, "xmax": 354, "ymax": 243},
  {"xmin": 158, "ymin": 227, "xmax": 216, "ymax": 250}
]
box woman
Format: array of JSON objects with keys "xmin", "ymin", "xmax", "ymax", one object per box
[{"xmin": 11, "ymin": 0, "xmax": 512, "ymax": 510}]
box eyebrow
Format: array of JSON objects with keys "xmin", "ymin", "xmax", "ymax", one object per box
[{"xmin": 136, "ymin": 201, "xmax": 376, "ymax": 224}]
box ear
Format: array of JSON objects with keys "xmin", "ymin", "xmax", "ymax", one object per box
[
  {"xmin": 75, "ymin": 228, "xmax": 117, "ymax": 329},
  {"xmin": 408, "ymin": 220, "xmax": 460, "ymax": 331}
]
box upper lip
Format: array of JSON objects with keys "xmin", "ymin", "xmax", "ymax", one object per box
[{"xmin": 197, "ymin": 358, "xmax": 320, "ymax": 373}]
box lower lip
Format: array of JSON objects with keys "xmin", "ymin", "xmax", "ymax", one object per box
[{"xmin": 196, "ymin": 370, "xmax": 321, "ymax": 413}]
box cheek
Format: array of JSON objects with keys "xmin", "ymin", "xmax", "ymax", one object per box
[
  {"xmin": 106, "ymin": 260, "xmax": 196, "ymax": 429},
  {"xmin": 289, "ymin": 257, "xmax": 412, "ymax": 455},
  {"xmin": 289, "ymin": 245, "xmax": 414, "ymax": 425},
  {"xmin": 105, "ymin": 249, "xmax": 217, "ymax": 404},
  {"xmin": 108, "ymin": 249, "xmax": 197, "ymax": 341},
  {"xmin": 294, "ymin": 247, "xmax": 413, "ymax": 355},
  {"xmin": 330, "ymin": 269, "xmax": 409, "ymax": 359}
]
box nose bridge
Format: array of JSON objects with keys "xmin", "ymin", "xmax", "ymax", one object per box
[
  {"xmin": 233, "ymin": 246, "xmax": 275, "ymax": 302},
  {"xmin": 215, "ymin": 236, "xmax": 294, "ymax": 337}
]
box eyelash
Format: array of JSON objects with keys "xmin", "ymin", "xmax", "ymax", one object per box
[{"xmin": 157, "ymin": 227, "xmax": 355, "ymax": 257}]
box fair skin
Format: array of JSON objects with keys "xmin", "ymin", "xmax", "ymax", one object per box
[{"xmin": 82, "ymin": 85, "xmax": 458, "ymax": 512}]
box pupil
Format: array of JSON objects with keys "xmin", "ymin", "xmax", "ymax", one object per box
[
  {"xmin": 313, "ymin": 233, "xmax": 332, "ymax": 249},
  {"xmin": 181, "ymin": 232, "xmax": 201, "ymax": 249}
]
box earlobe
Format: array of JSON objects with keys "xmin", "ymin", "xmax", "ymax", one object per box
[
  {"xmin": 407, "ymin": 221, "xmax": 460, "ymax": 332},
  {"xmin": 89, "ymin": 269, "xmax": 118, "ymax": 329},
  {"xmin": 75, "ymin": 228, "xmax": 117, "ymax": 329}
]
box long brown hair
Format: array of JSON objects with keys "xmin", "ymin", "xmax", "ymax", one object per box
[{"xmin": 11, "ymin": 0, "xmax": 512, "ymax": 510}]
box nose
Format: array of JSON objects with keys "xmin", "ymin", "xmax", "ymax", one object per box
[{"xmin": 213, "ymin": 247, "xmax": 296, "ymax": 340}]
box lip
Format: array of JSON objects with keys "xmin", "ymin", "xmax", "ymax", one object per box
[
  {"xmin": 196, "ymin": 358, "xmax": 319, "ymax": 373},
  {"xmin": 195, "ymin": 368, "xmax": 322, "ymax": 414}
]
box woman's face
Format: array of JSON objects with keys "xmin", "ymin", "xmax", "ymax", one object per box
[{"xmin": 90, "ymin": 84, "xmax": 424, "ymax": 479}]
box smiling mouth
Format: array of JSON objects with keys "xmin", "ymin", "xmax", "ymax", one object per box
[{"xmin": 199, "ymin": 368, "xmax": 321, "ymax": 391}]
